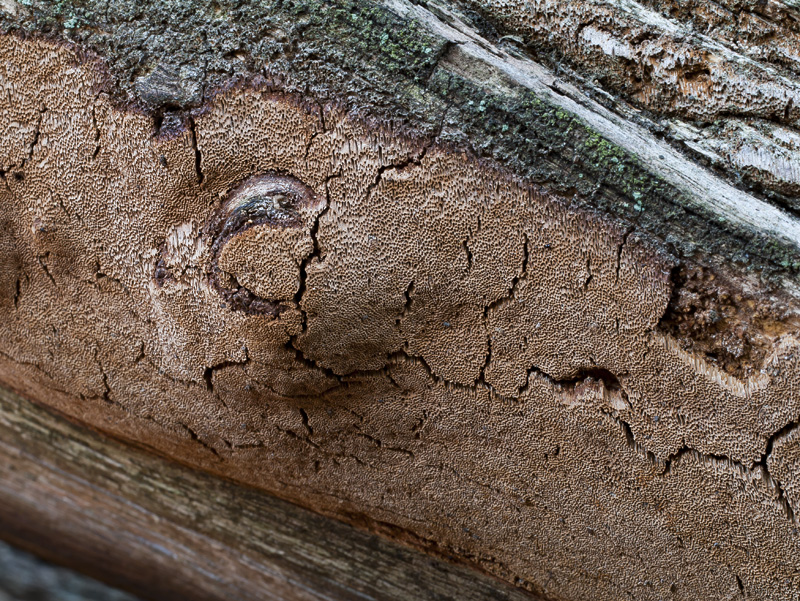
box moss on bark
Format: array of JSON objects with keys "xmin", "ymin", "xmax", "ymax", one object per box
[{"xmin": 2, "ymin": 0, "xmax": 798, "ymax": 282}]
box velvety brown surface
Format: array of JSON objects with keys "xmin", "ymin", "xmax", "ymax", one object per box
[{"xmin": 0, "ymin": 31, "xmax": 799, "ymax": 601}]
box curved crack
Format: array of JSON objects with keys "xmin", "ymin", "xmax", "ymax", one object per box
[
  {"xmin": 178, "ymin": 421, "xmax": 221, "ymax": 459},
  {"xmin": 202, "ymin": 348, "xmax": 250, "ymax": 398}
]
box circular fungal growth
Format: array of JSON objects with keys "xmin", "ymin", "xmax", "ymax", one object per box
[{"xmin": 207, "ymin": 174, "xmax": 319, "ymax": 314}]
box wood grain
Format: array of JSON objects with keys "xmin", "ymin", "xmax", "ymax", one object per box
[{"xmin": 0, "ymin": 383, "xmax": 534, "ymax": 601}]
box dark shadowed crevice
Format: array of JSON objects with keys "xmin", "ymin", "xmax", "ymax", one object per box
[
  {"xmin": 178, "ymin": 422, "xmax": 221, "ymax": 459},
  {"xmin": 202, "ymin": 351, "xmax": 249, "ymax": 396},
  {"xmin": 658, "ymin": 260, "xmax": 799, "ymax": 379},
  {"xmin": 187, "ymin": 115, "xmax": 204, "ymax": 185}
]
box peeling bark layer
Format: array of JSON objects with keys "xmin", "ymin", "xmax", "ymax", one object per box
[
  {"xmin": 1, "ymin": 29, "xmax": 800, "ymax": 601},
  {"xmin": 459, "ymin": 0, "xmax": 800, "ymax": 212}
]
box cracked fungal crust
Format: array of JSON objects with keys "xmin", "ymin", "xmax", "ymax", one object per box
[{"xmin": 1, "ymin": 32, "xmax": 800, "ymax": 601}]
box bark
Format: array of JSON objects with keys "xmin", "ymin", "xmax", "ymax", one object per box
[{"xmin": 0, "ymin": 1, "xmax": 799, "ymax": 600}]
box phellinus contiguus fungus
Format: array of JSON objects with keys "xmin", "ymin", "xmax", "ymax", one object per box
[{"xmin": 2, "ymin": 28, "xmax": 800, "ymax": 601}]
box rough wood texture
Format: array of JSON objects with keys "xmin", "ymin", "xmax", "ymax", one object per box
[
  {"xmin": 0, "ymin": 539, "xmax": 140, "ymax": 601},
  {"xmin": 1, "ymin": 1, "xmax": 800, "ymax": 600},
  {"xmin": 458, "ymin": 0, "xmax": 800, "ymax": 210},
  {"xmin": 0, "ymin": 383, "xmax": 533, "ymax": 601}
]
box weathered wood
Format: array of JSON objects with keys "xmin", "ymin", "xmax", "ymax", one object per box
[
  {"xmin": 0, "ymin": 383, "xmax": 534, "ymax": 601},
  {"xmin": 0, "ymin": 539, "xmax": 140, "ymax": 601},
  {"xmin": 1, "ymin": 1, "xmax": 800, "ymax": 600}
]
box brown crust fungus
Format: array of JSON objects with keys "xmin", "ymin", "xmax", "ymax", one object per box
[{"xmin": 0, "ymin": 30, "xmax": 799, "ymax": 601}]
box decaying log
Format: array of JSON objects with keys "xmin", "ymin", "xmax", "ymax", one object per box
[
  {"xmin": 0, "ymin": 1, "xmax": 800, "ymax": 600},
  {"xmin": 0, "ymin": 383, "xmax": 532, "ymax": 601}
]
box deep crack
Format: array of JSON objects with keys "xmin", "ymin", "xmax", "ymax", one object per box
[
  {"xmin": 36, "ymin": 253, "xmax": 56, "ymax": 287},
  {"xmin": 299, "ymin": 407, "xmax": 313, "ymax": 436},
  {"xmin": 293, "ymin": 171, "xmax": 337, "ymax": 334},
  {"xmin": 179, "ymin": 422, "xmax": 221, "ymax": 459},
  {"xmin": 188, "ymin": 115, "xmax": 204, "ymax": 185},
  {"xmin": 654, "ymin": 420, "xmax": 800, "ymax": 525},
  {"xmin": 202, "ymin": 349, "xmax": 250, "ymax": 394},
  {"xmin": 615, "ymin": 226, "xmax": 635, "ymax": 283},
  {"xmin": 91, "ymin": 103, "xmax": 101, "ymax": 159},
  {"xmin": 93, "ymin": 348, "xmax": 112, "ymax": 405}
]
